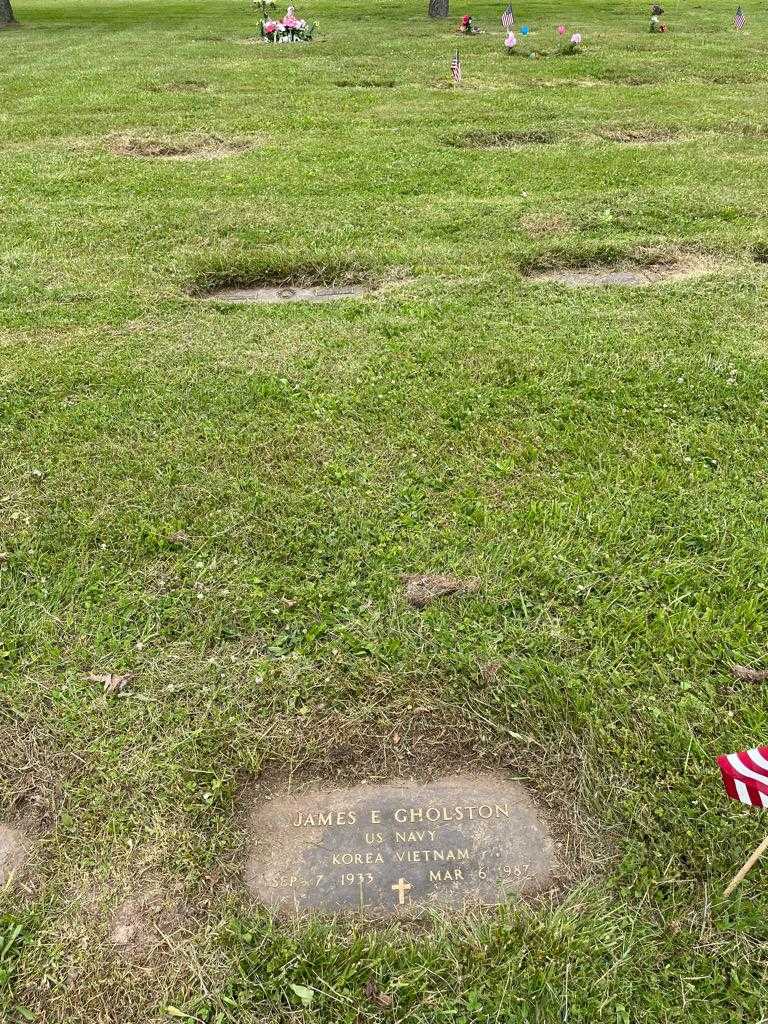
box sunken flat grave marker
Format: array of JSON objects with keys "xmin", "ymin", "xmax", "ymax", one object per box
[
  {"xmin": 244, "ymin": 773, "xmax": 558, "ymax": 916},
  {"xmin": 525, "ymin": 255, "xmax": 717, "ymax": 288},
  {"xmin": 206, "ymin": 283, "xmax": 370, "ymax": 305}
]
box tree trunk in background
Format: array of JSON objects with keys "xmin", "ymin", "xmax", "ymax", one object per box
[
  {"xmin": 0, "ymin": 0, "xmax": 16, "ymax": 26},
  {"xmin": 428, "ymin": 0, "xmax": 449, "ymax": 18}
]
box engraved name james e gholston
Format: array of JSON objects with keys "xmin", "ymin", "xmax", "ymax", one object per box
[{"xmin": 244, "ymin": 774, "xmax": 558, "ymax": 914}]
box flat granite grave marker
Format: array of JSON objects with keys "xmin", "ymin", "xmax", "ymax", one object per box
[{"xmin": 244, "ymin": 773, "xmax": 558, "ymax": 915}]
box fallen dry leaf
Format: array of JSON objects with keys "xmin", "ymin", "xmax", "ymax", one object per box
[
  {"xmin": 404, "ymin": 573, "xmax": 480, "ymax": 609},
  {"xmin": 364, "ymin": 980, "xmax": 393, "ymax": 1008},
  {"xmin": 168, "ymin": 531, "xmax": 191, "ymax": 546},
  {"xmin": 731, "ymin": 664, "xmax": 768, "ymax": 683},
  {"xmin": 88, "ymin": 671, "xmax": 134, "ymax": 695}
]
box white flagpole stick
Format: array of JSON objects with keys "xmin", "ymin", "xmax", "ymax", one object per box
[{"xmin": 723, "ymin": 833, "xmax": 768, "ymax": 896}]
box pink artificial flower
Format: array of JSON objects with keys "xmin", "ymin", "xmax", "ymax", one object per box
[
  {"xmin": 264, "ymin": 19, "xmax": 277, "ymax": 31},
  {"xmin": 557, "ymin": 25, "xmax": 565, "ymax": 35},
  {"xmin": 570, "ymin": 32, "xmax": 581, "ymax": 44},
  {"xmin": 283, "ymin": 14, "xmax": 299, "ymax": 27},
  {"xmin": 505, "ymin": 30, "xmax": 517, "ymax": 47}
]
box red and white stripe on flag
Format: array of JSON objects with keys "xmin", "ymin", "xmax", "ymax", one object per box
[{"xmin": 718, "ymin": 747, "xmax": 768, "ymax": 807}]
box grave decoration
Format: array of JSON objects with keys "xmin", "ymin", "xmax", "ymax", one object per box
[
  {"xmin": 734, "ymin": 5, "xmax": 745, "ymax": 30},
  {"xmin": 649, "ymin": 5, "xmax": 668, "ymax": 32},
  {"xmin": 451, "ymin": 49, "xmax": 462, "ymax": 83},
  {"xmin": 504, "ymin": 23, "xmax": 581, "ymax": 58},
  {"xmin": 501, "ymin": 5, "xmax": 515, "ymax": 30},
  {"xmin": 718, "ymin": 745, "xmax": 768, "ymax": 894},
  {"xmin": 458, "ymin": 14, "xmax": 480, "ymax": 34},
  {"xmin": 260, "ymin": 5, "xmax": 315, "ymax": 42}
]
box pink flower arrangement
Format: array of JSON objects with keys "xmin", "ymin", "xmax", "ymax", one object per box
[
  {"xmin": 505, "ymin": 30, "xmax": 517, "ymax": 48},
  {"xmin": 557, "ymin": 25, "xmax": 565, "ymax": 35},
  {"xmin": 570, "ymin": 32, "xmax": 582, "ymax": 44},
  {"xmin": 261, "ymin": 6, "xmax": 313, "ymax": 41}
]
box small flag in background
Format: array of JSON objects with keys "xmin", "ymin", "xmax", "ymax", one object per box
[
  {"xmin": 502, "ymin": 5, "xmax": 515, "ymax": 30},
  {"xmin": 451, "ymin": 49, "xmax": 462, "ymax": 83},
  {"xmin": 735, "ymin": 5, "xmax": 745, "ymax": 29},
  {"xmin": 718, "ymin": 747, "xmax": 768, "ymax": 806}
]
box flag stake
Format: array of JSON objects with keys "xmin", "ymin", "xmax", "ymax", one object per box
[{"xmin": 724, "ymin": 833, "xmax": 768, "ymax": 896}]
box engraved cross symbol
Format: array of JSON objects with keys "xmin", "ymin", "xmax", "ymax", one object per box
[{"xmin": 392, "ymin": 877, "xmax": 412, "ymax": 905}]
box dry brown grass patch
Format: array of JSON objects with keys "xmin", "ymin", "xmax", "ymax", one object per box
[
  {"xmin": 455, "ymin": 130, "xmax": 557, "ymax": 149},
  {"xmin": 521, "ymin": 212, "xmax": 573, "ymax": 238},
  {"xmin": 107, "ymin": 133, "xmax": 257, "ymax": 160},
  {"xmin": 596, "ymin": 127, "xmax": 683, "ymax": 144}
]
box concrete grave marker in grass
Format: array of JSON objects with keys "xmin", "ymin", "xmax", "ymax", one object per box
[
  {"xmin": 244, "ymin": 774, "xmax": 558, "ymax": 916},
  {"xmin": 206, "ymin": 283, "xmax": 372, "ymax": 305},
  {"xmin": 0, "ymin": 824, "xmax": 29, "ymax": 886},
  {"xmin": 193, "ymin": 264, "xmax": 396, "ymax": 305},
  {"xmin": 525, "ymin": 255, "xmax": 716, "ymax": 288}
]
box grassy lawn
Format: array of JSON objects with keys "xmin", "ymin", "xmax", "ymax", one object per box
[{"xmin": 3, "ymin": 0, "xmax": 768, "ymax": 1020}]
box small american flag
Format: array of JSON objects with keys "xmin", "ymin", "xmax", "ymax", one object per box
[
  {"xmin": 501, "ymin": 5, "xmax": 515, "ymax": 30},
  {"xmin": 451, "ymin": 49, "xmax": 462, "ymax": 83},
  {"xmin": 718, "ymin": 747, "xmax": 768, "ymax": 806},
  {"xmin": 735, "ymin": 6, "xmax": 745, "ymax": 29}
]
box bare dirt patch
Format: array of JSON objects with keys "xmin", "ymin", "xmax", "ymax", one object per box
[
  {"xmin": 107, "ymin": 133, "xmax": 256, "ymax": 160},
  {"xmin": 454, "ymin": 130, "xmax": 557, "ymax": 149},
  {"xmin": 0, "ymin": 824, "xmax": 30, "ymax": 886},
  {"xmin": 524, "ymin": 254, "xmax": 717, "ymax": 288},
  {"xmin": 404, "ymin": 573, "xmax": 481, "ymax": 608},
  {"xmin": 108, "ymin": 891, "xmax": 186, "ymax": 960}
]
